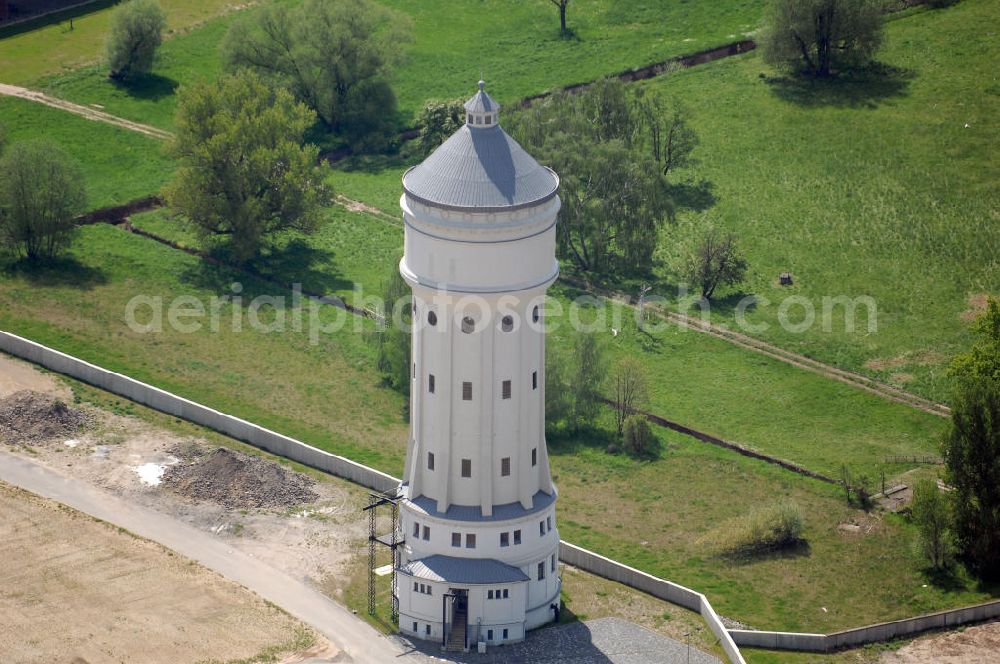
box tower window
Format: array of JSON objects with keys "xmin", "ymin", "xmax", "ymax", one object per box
[
  {"xmin": 513, "ymin": 529, "xmax": 522, "ymax": 545},
  {"xmin": 547, "ymin": 516, "xmax": 553, "ymax": 531},
  {"xmin": 452, "ymin": 532, "xmax": 461, "ymax": 547},
  {"xmin": 426, "ymin": 624, "xmax": 431, "ymax": 636},
  {"xmin": 487, "ymin": 629, "xmax": 493, "ymax": 641},
  {"xmin": 428, "ymin": 310, "xmax": 437, "ymax": 326},
  {"xmin": 502, "ymin": 380, "xmax": 511, "ymax": 400},
  {"xmin": 413, "ymin": 621, "xmax": 418, "ymax": 632},
  {"xmin": 500, "ymin": 532, "xmax": 509, "ymax": 547},
  {"xmin": 503, "ymin": 589, "xmax": 509, "ymax": 599},
  {"xmin": 532, "ymin": 447, "xmax": 537, "ymax": 467},
  {"xmin": 537, "ymin": 562, "xmax": 546, "ymax": 580},
  {"xmin": 462, "ymin": 381, "xmax": 473, "ymax": 400},
  {"xmin": 488, "ymin": 590, "xmax": 494, "ymax": 599},
  {"xmin": 485, "ymin": 114, "xmax": 492, "ymax": 124},
  {"xmin": 412, "ymin": 362, "xmax": 416, "ymax": 379},
  {"xmin": 475, "ymin": 115, "xmax": 482, "ymax": 125},
  {"xmin": 503, "ymin": 628, "xmax": 509, "ymax": 639},
  {"xmin": 466, "ymin": 533, "xmax": 476, "ymax": 548},
  {"xmin": 427, "ymin": 451, "xmax": 435, "ymax": 471},
  {"xmin": 533, "ymin": 371, "xmax": 538, "ymax": 390},
  {"xmin": 501, "ymin": 315, "xmax": 513, "ymax": 332},
  {"xmin": 462, "ymin": 316, "xmax": 475, "ymax": 333},
  {"xmin": 461, "ymin": 458, "xmax": 472, "ymax": 477},
  {"xmin": 429, "ymin": 374, "xmax": 435, "ymax": 393},
  {"xmin": 551, "ymin": 554, "xmax": 557, "ymax": 572},
  {"xmin": 539, "ymin": 520, "xmax": 546, "ymax": 536},
  {"xmin": 422, "ymin": 526, "xmax": 430, "ymax": 540},
  {"xmin": 501, "ymin": 457, "xmax": 511, "ymax": 477},
  {"xmin": 413, "ymin": 522, "xmax": 420, "ymax": 537},
  {"xmin": 532, "ymin": 306, "xmax": 540, "ymax": 323}
]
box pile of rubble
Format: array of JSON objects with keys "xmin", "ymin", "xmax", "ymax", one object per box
[
  {"xmin": 163, "ymin": 446, "xmax": 318, "ymax": 509},
  {"xmin": 0, "ymin": 390, "xmax": 90, "ymax": 444}
]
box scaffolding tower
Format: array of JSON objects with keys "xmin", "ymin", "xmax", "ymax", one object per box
[{"xmin": 364, "ymin": 491, "xmax": 402, "ymax": 624}]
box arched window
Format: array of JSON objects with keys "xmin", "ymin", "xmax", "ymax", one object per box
[
  {"xmin": 427, "ymin": 310, "xmax": 437, "ymax": 326},
  {"xmin": 532, "ymin": 306, "xmax": 540, "ymax": 323},
  {"xmin": 501, "ymin": 315, "xmax": 514, "ymax": 332},
  {"xmin": 462, "ymin": 316, "xmax": 475, "ymax": 334}
]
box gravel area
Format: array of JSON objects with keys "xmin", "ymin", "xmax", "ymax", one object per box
[
  {"xmin": 407, "ymin": 617, "xmax": 722, "ymax": 664},
  {"xmin": 0, "ymin": 390, "xmax": 90, "ymax": 444}
]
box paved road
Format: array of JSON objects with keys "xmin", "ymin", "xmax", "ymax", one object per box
[{"xmin": 0, "ymin": 449, "xmax": 419, "ymax": 664}]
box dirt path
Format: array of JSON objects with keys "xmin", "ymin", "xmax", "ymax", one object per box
[
  {"xmin": 0, "ymin": 82, "xmax": 173, "ymax": 140},
  {"xmin": 880, "ymin": 619, "xmax": 1000, "ymax": 663}
]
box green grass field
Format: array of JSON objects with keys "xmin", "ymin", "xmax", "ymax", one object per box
[
  {"xmin": 14, "ymin": 0, "xmax": 770, "ymax": 132},
  {"xmin": 320, "ymin": 0, "xmax": 1000, "ymax": 405},
  {"xmin": 0, "ymin": 0, "xmax": 246, "ymax": 85},
  {"xmin": 0, "ymin": 96, "xmax": 172, "ymax": 208}
]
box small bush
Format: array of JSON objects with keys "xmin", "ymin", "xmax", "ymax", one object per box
[
  {"xmin": 700, "ymin": 501, "xmax": 805, "ymax": 556},
  {"xmin": 622, "ymin": 415, "xmax": 655, "ymax": 457},
  {"xmin": 910, "ymin": 478, "xmax": 954, "ymax": 570}
]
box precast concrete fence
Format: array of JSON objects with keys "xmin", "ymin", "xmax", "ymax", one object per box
[
  {"xmin": 730, "ymin": 599, "xmax": 1000, "ymax": 652},
  {"xmin": 0, "ymin": 331, "xmax": 398, "ymax": 493},
  {"xmin": 559, "ymin": 542, "xmax": 747, "ymax": 664},
  {"xmin": 4, "ymin": 330, "xmax": 997, "ymax": 662}
]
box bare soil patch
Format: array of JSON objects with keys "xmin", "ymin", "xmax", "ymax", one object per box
[
  {"xmin": 960, "ymin": 293, "xmax": 992, "ymax": 322},
  {"xmin": 0, "ymin": 389, "xmax": 90, "ymax": 444},
  {"xmin": 0, "ymin": 353, "xmax": 71, "ymax": 399},
  {"xmin": 881, "ymin": 619, "xmax": 1000, "ymax": 663},
  {"xmin": 0, "ymin": 480, "xmax": 316, "ymax": 664},
  {"xmin": 164, "ymin": 446, "xmax": 319, "ymax": 510}
]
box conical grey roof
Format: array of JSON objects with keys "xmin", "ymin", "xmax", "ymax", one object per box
[{"xmin": 402, "ymin": 119, "xmax": 558, "ymax": 212}]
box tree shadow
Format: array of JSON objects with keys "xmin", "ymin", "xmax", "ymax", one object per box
[
  {"xmin": 112, "ymin": 73, "xmax": 179, "ymax": 101},
  {"xmin": 252, "ymin": 238, "xmax": 354, "ymax": 296},
  {"xmin": 725, "ymin": 539, "xmax": 812, "ymax": 566},
  {"xmin": 704, "ymin": 290, "xmax": 756, "ymax": 318},
  {"xmin": 923, "ymin": 565, "xmax": 969, "ymax": 593},
  {"xmin": 336, "ymin": 152, "xmax": 418, "ymax": 175},
  {"xmin": 668, "ymin": 178, "xmax": 716, "ymax": 213},
  {"xmin": 4, "ymin": 256, "xmax": 107, "ymax": 290},
  {"xmin": 764, "ymin": 63, "xmax": 915, "ymax": 109},
  {"xmin": 547, "ymin": 424, "xmax": 619, "ymax": 457}
]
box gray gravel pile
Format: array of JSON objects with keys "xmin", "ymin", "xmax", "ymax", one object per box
[
  {"xmin": 0, "ymin": 390, "xmax": 90, "ymax": 444},
  {"xmin": 163, "ymin": 446, "xmax": 318, "ymax": 509}
]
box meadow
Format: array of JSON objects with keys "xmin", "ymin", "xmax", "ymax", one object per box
[{"xmin": 10, "ymin": 0, "xmax": 771, "ymax": 133}]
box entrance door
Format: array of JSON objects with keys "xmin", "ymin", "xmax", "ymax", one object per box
[{"xmin": 445, "ymin": 589, "xmax": 468, "ymax": 651}]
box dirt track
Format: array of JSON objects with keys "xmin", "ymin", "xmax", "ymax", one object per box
[
  {"xmin": 0, "ymin": 83, "xmax": 173, "ymax": 140},
  {"xmin": 880, "ymin": 619, "xmax": 1000, "ymax": 663}
]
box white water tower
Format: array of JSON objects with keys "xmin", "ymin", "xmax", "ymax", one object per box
[{"xmin": 395, "ymin": 80, "xmax": 562, "ymax": 649}]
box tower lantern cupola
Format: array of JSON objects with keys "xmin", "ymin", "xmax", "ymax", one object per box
[{"xmin": 464, "ymin": 79, "xmax": 499, "ymax": 128}]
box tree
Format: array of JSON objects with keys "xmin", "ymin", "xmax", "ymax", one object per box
[
  {"xmin": 571, "ymin": 332, "xmax": 607, "ymax": 430},
  {"xmin": 943, "ymin": 379, "xmax": 1000, "ymax": 579},
  {"xmin": 0, "ymin": 139, "xmax": 86, "ymax": 261},
  {"xmin": 622, "ymin": 415, "xmax": 656, "ymax": 457},
  {"xmin": 416, "ymin": 98, "xmax": 465, "ymax": 157},
  {"xmin": 762, "ymin": 0, "xmax": 883, "ymax": 78},
  {"xmin": 548, "ymin": 0, "xmax": 570, "ymax": 34},
  {"xmin": 949, "ymin": 297, "xmax": 1000, "ymax": 383},
  {"xmin": 635, "ymin": 93, "xmax": 699, "ymax": 178},
  {"xmin": 910, "ymin": 479, "xmax": 954, "ymax": 571},
  {"xmin": 221, "ymin": 0, "xmax": 409, "ymax": 149},
  {"xmin": 545, "ymin": 343, "xmax": 573, "ymax": 430},
  {"xmin": 684, "ymin": 229, "xmax": 748, "ymax": 300},
  {"xmin": 106, "ymin": 0, "xmax": 166, "ymax": 81},
  {"xmin": 612, "ymin": 356, "xmax": 649, "ymax": 437},
  {"xmin": 163, "ymin": 71, "xmax": 328, "ymax": 262},
  {"xmin": 509, "ymin": 80, "xmax": 674, "ymax": 274},
  {"xmin": 373, "ymin": 262, "xmax": 411, "ymax": 397}
]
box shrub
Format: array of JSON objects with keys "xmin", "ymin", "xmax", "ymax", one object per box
[
  {"xmin": 0, "ymin": 139, "xmax": 86, "ymax": 261},
  {"xmin": 701, "ymin": 501, "xmax": 805, "ymax": 556},
  {"xmin": 910, "ymin": 478, "xmax": 954, "ymax": 570},
  {"xmin": 416, "ymin": 98, "xmax": 465, "ymax": 156},
  {"xmin": 622, "ymin": 415, "xmax": 655, "ymax": 457},
  {"xmin": 107, "ymin": 0, "xmax": 166, "ymax": 81}
]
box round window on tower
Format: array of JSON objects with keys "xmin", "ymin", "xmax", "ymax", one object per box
[
  {"xmin": 501, "ymin": 315, "xmax": 514, "ymax": 332},
  {"xmin": 532, "ymin": 306, "xmax": 540, "ymax": 323},
  {"xmin": 462, "ymin": 316, "xmax": 475, "ymax": 334},
  {"xmin": 428, "ymin": 311, "xmax": 437, "ymax": 326}
]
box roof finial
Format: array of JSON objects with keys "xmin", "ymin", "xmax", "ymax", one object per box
[{"xmin": 478, "ymin": 77, "xmax": 485, "ymax": 92}]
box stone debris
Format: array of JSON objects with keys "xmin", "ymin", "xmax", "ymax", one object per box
[
  {"xmin": 163, "ymin": 446, "xmax": 318, "ymax": 510},
  {"xmin": 0, "ymin": 390, "xmax": 90, "ymax": 444}
]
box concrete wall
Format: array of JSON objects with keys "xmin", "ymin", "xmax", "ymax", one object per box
[
  {"xmin": 560, "ymin": 542, "xmax": 747, "ymax": 664},
  {"xmin": 730, "ymin": 599, "xmax": 1000, "ymax": 652},
  {"xmin": 0, "ymin": 331, "xmax": 399, "ymax": 494}
]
